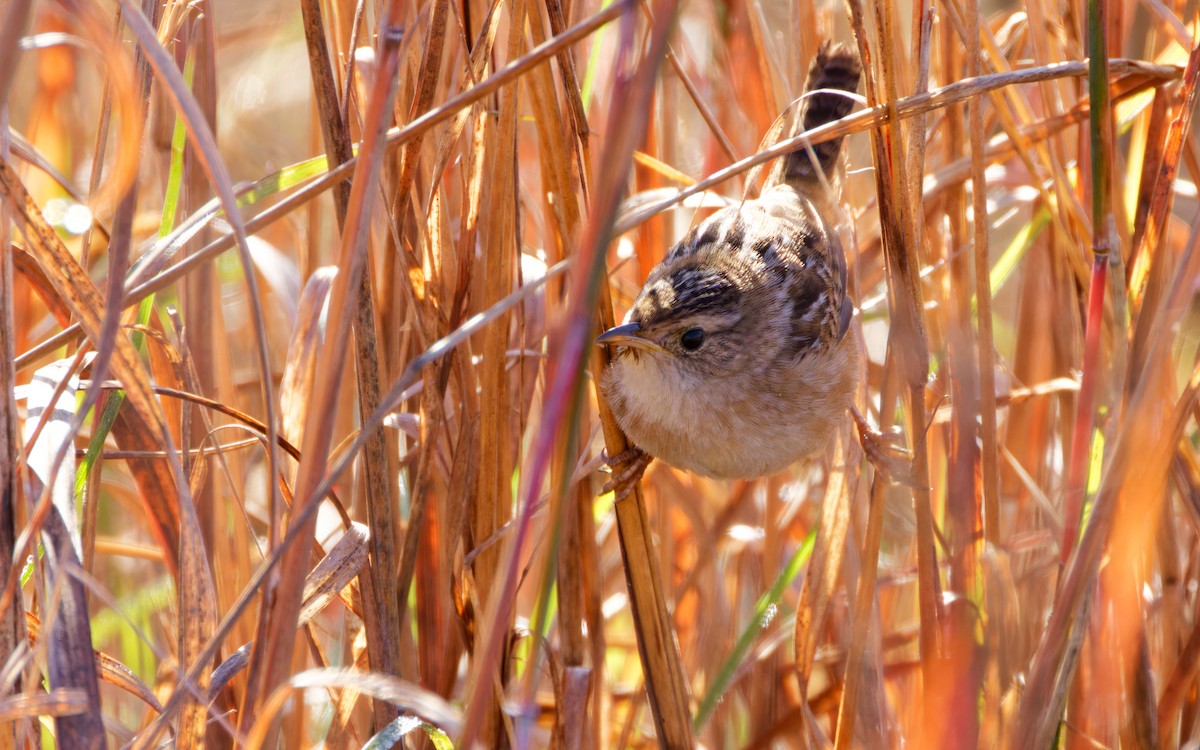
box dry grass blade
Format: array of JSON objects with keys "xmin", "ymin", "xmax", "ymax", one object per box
[
  {"xmin": 245, "ymin": 668, "xmax": 463, "ymax": 749},
  {"xmin": 834, "ymin": 462, "xmax": 891, "ymax": 750},
  {"xmin": 393, "ymin": 0, "xmax": 448, "ymax": 213},
  {"xmin": 279, "ymin": 268, "xmax": 337, "ymax": 446},
  {"xmin": 0, "ymin": 135, "xmax": 23, "ymax": 749},
  {"xmin": 25, "ymin": 613, "xmax": 163, "ymax": 714},
  {"xmin": 834, "ymin": 366, "xmax": 900, "ymax": 749},
  {"xmin": 794, "ymin": 442, "xmax": 852, "ymax": 697},
  {"xmin": 175, "ymin": 485, "xmax": 217, "ymax": 750},
  {"xmin": 966, "ymin": 0, "xmax": 1000, "ymax": 548},
  {"xmin": 22, "ymin": 360, "xmax": 103, "ymax": 748},
  {"xmin": 0, "ymin": 690, "xmax": 90, "ymax": 724},
  {"xmin": 208, "ymin": 524, "xmax": 369, "ymax": 699},
  {"xmin": 459, "ymin": 0, "xmax": 527, "ymax": 741},
  {"xmin": 298, "ymin": 523, "xmax": 369, "ymax": 625},
  {"xmin": 1158, "ymin": 373, "xmax": 1200, "ymax": 736}
]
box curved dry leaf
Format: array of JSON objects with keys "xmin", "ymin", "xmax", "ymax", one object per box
[
  {"xmin": 245, "ymin": 667, "xmax": 463, "ymax": 750},
  {"xmin": 299, "ymin": 522, "xmax": 369, "ymax": 625},
  {"xmin": 23, "ymin": 359, "xmax": 82, "ymax": 556},
  {"xmin": 10, "ymin": 247, "xmax": 75, "ymax": 341},
  {"xmin": 176, "ymin": 495, "xmax": 218, "ymax": 750},
  {"xmin": 22, "ymin": 360, "xmax": 105, "ymax": 747},
  {"xmin": 280, "ymin": 267, "xmax": 337, "ymax": 447},
  {"xmin": 26, "ymin": 615, "xmax": 164, "ymax": 714},
  {"xmin": 0, "ymin": 690, "xmax": 90, "ymax": 723},
  {"xmin": 207, "ymin": 523, "xmax": 370, "ymax": 700}
]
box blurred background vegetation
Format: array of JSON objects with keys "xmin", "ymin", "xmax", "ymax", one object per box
[{"xmin": 1, "ymin": 0, "xmax": 1199, "ymax": 748}]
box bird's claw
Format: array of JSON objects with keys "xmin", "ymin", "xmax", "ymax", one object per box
[
  {"xmin": 851, "ymin": 407, "xmax": 918, "ymax": 488},
  {"xmin": 601, "ymin": 446, "xmax": 653, "ymax": 503}
]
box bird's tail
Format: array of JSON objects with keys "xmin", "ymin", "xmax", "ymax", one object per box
[{"xmin": 782, "ymin": 42, "xmax": 862, "ymax": 186}]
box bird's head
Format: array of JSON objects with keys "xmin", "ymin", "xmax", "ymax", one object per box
[{"xmin": 597, "ymin": 261, "xmax": 757, "ymax": 380}]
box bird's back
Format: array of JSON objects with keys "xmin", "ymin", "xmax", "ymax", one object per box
[{"xmin": 660, "ymin": 42, "xmax": 863, "ymax": 356}]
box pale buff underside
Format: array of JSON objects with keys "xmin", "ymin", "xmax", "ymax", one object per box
[{"xmin": 602, "ymin": 332, "xmax": 859, "ymax": 479}]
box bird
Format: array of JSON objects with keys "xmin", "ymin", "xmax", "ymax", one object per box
[{"xmin": 598, "ymin": 41, "xmax": 863, "ymax": 489}]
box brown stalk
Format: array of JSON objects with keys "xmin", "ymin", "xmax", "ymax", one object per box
[
  {"xmin": 846, "ymin": 0, "xmax": 939, "ymax": 737},
  {"xmin": 1158, "ymin": 405, "xmax": 1200, "ymax": 738},
  {"xmin": 584, "ymin": 3, "xmax": 693, "ymax": 746},
  {"xmin": 835, "ymin": 360, "xmax": 899, "ymax": 750},
  {"xmin": 299, "ymin": 0, "xmax": 402, "ymax": 730},
  {"xmin": 0, "ymin": 43, "xmax": 27, "ymax": 745},
  {"xmin": 519, "ymin": 0, "xmax": 593, "ymax": 732},
  {"xmin": 966, "ymin": 0, "xmax": 1001, "ymax": 552},
  {"xmin": 794, "ymin": 435, "xmax": 854, "ymax": 716},
  {"xmin": 933, "ymin": 7, "xmax": 984, "ymax": 747},
  {"xmin": 1128, "ymin": 45, "xmax": 1200, "ymax": 380},
  {"xmin": 458, "ymin": 0, "xmax": 527, "ymax": 744},
  {"xmin": 173, "ymin": 4, "xmax": 218, "ymax": 548},
  {"xmin": 1130, "ymin": 85, "xmax": 1170, "ymax": 255},
  {"xmin": 170, "ymin": 11, "xmax": 227, "ymax": 749},
  {"xmin": 543, "ymin": 0, "xmax": 590, "ymax": 167}
]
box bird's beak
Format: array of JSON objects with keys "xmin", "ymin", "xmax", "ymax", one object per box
[{"xmin": 596, "ymin": 322, "xmax": 668, "ymax": 354}]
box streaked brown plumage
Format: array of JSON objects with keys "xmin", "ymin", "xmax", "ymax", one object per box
[{"xmin": 599, "ymin": 42, "xmax": 862, "ymax": 480}]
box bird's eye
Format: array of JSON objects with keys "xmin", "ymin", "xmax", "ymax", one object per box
[{"xmin": 680, "ymin": 328, "xmax": 705, "ymax": 351}]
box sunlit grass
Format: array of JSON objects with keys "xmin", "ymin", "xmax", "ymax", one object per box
[{"xmin": 1, "ymin": 0, "xmax": 1197, "ymax": 748}]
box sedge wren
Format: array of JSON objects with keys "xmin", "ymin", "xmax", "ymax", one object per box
[{"xmin": 599, "ymin": 42, "xmax": 862, "ymax": 482}]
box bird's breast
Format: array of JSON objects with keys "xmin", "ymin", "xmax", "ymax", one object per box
[{"xmin": 601, "ymin": 336, "xmax": 858, "ymax": 479}]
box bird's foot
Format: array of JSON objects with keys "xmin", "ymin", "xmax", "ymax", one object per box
[
  {"xmin": 851, "ymin": 407, "xmax": 917, "ymax": 487},
  {"xmin": 601, "ymin": 446, "xmax": 653, "ymax": 503}
]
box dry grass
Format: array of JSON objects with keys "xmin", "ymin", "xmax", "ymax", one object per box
[{"xmin": 1, "ymin": 0, "xmax": 1199, "ymax": 747}]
